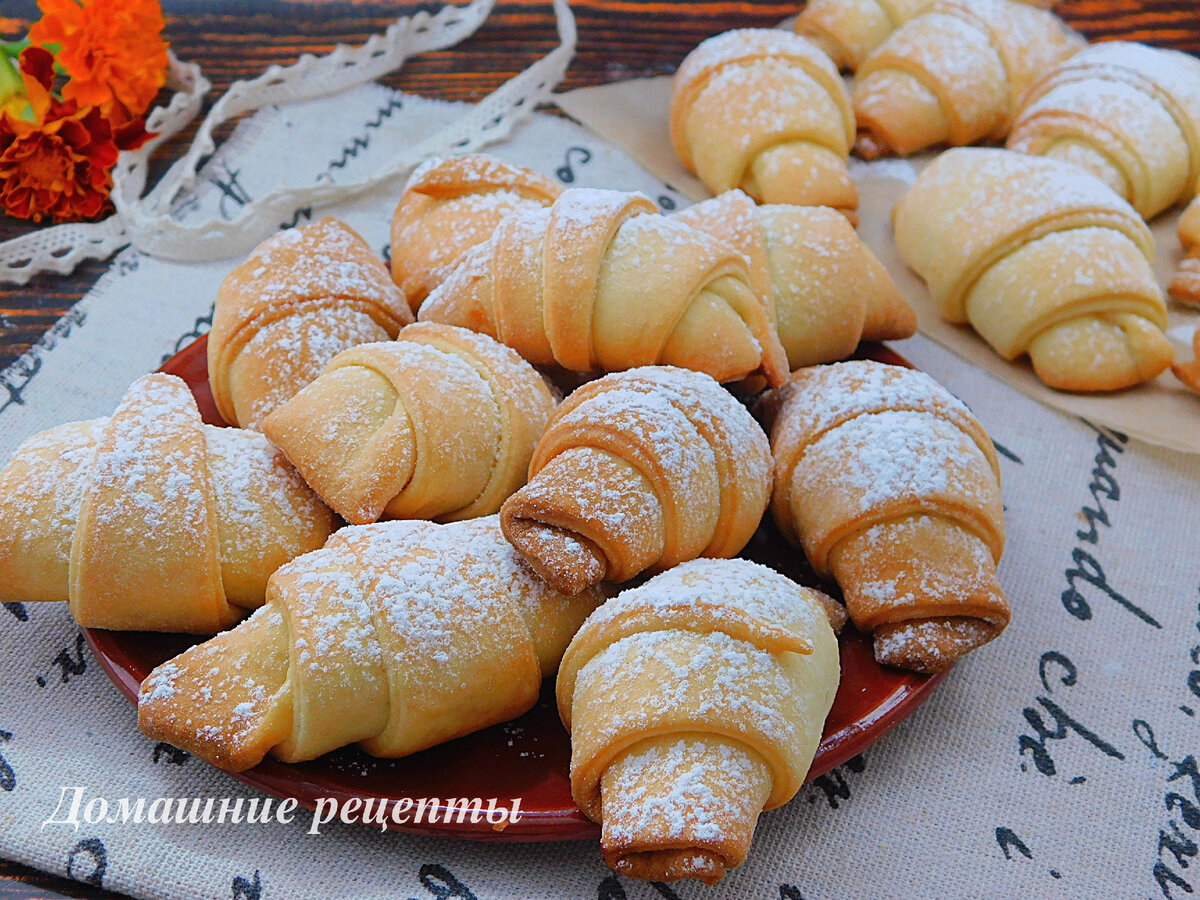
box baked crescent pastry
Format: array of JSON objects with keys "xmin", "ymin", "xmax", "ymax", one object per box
[
  {"xmin": 390, "ymin": 154, "xmax": 562, "ymax": 313},
  {"xmin": 1169, "ymin": 193, "xmax": 1200, "ymax": 306},
  {"xmin": 262, "ymin": 323, "xmax": 557, "ymax": 525},
  {"xmin": 670, "ymin": 29, "xmax": 858, "ymax": 216},
  {"xmin": 673, "ymin": 190, "xmax": 916, "ymax": 370},
  {"xmin": 1009, "ymin": 42, "xmax": 1200, "ymax": 220},
  {"xmin": 557, "ymin": 558, "xmax": 839, "ymax": 884},
  {"xmin": 795, "ymin": 0, "xmax": 1059, "ymax": 72},
  {"xmin": 419, "ymin": 187, "xmax": 788, "ymax": 387},
  {"xmin": 500, "ymin": 366, "xmax": 772, "ymax": 596},
  {"xmin": 764, "ymin": 360, "xmax": 1009, "ymax": 673},
  {"xmin": 893, "ymin": 148, "xmax": 1173, "ymax": 391},
  {"xmin": 853, "ymin": 0, "xmax": 1083, "ymax": 158},
  {"xmin": 1172, "ymin": 327, "xmax": 1200, "ymax": 394},
  {"xmin": 138, "ymin": 517, "xmax": 602, "ymax": 771},
  {"xmin": 794, "ymin": 0, "xmax": 931, "ymax": 72},
  {"xmin": 0, "ymin": 374, "xmax": 336, "ymax": 632},
  {"xmin": 208, "ymin": 217, "xmax": 412, "ymax": 430}
]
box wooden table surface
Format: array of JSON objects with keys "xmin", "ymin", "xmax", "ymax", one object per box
[{"xmin": 1, "ymin": 0, "xmax": 1197, "ymax": 897}]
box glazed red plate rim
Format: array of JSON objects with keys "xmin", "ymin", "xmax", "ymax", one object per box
[{"xmin": 84, "ymin": 336, "xmax": 946, "ymax": 842}]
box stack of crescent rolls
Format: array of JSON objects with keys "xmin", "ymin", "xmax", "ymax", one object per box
[
  {"xmin": 0, "ymin": 143, "xmax": 1006, "ymax": 884},
  {"xmin": 35, "ymin": 0, "xmax": 1200, "ymax": 876}
]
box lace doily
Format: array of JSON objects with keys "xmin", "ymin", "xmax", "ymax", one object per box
[{"xmin": 0, "ymin": 0, "xmax": 577, "ymax": 284}]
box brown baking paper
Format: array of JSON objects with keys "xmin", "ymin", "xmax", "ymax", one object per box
[{"xmin": 554, "ymin": 76, "xmax": 1200, "ymax": 455}]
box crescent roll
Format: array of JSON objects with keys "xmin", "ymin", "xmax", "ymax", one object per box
[
  {"xmin": 208, "ymin": 217, "xmax": 412, "ymax": 430},
  {"xmin": 557, "ymin": 558, "xmax": 839, "ymax": 884},
  {"xmin": 1172, "ymin": 327, "xmax": 1200, "ymax": 395},
  {"xmin": 894, "ymin": 148, "xmax": 1173, "ymax": 391},
  {"xmin": 1170, "ymin": 193, "xmax": 1200, "ymax": 306},
  {"xmin": 500, "ymin": 366, "xmax": 772, "ymax": 597},
  {"xmin": 0, "ymin": 374, "xmax": 336, "ymax": 632},
  {"xmin": 765, "ymin": 360, "xmax": 1009, "ymax": 672},
  {"xmin": 138, "ymin": 517, "xmax": 603, "ymax": 771},
  {"xmin": 853, "ymin": 0, "xmax": 1083, "ymax": 158},
  {"xmin": 390, "ymin": 154, "xmax": 562, "ymax": 313},
  {"xmin": 795, "ymin": 0, "xmax": 930, "ymax": 72},
  {"xmin": 262, "ymin": 323, "xmax": 557, "ymax": 526},
  {"xmin": 670, "ymin": 29, "xmax": 858, "ymax": 215},
  {"xmin": 419, "ymin": 187, "xmax": 788, "ymax": 387},
  {"xmin": 673, "ymin": 190, "xmax": 916, "ymax": 370},
  {"xmin": 795, "ymin": 0, "xmax": 1059, "ymax": 72},
  {"xmin": 1009, "ymin": 42, "xmax": 1200, "ymax": 220}
]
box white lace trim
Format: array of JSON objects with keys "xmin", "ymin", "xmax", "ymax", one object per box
[{"xmin": 0, "ymin": 0, "xmax": 576, "ymax": 283}]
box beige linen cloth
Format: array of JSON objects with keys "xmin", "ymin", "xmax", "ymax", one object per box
[{"xmin": 1, "ymin": 82, "xmax": 1198, "ymax": 900}]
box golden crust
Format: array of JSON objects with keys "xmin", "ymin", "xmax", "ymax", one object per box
[
  {"xmin": 207, "ymin": 217, "xmax": 411, "ymax": 430},
  {"xmin": 0, "ymin": 374, "xmax": 335, "ymax": 632},
  {"xmin": 767, "ymin": 360, "xmax": 1010, "ymax": 673},
  {"xmin": 420, "ymin": 188, "xmax": 788, "ymax": 388},
  {"xmin": 500, "ymin": 367, "xmax": 772, "ymax": 595},
  {"xmin": 389, "ymin": 155, "xmax": 562, "ymax": 312},
  {"xmin": 139, "ymin": 518, "xmax": 602, "ymax": 771}
]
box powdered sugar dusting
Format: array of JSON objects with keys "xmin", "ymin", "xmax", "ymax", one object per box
[
  {"xmin": 237, "ymin": 219, "xmax": 405, "ymax": 321},
  {"xmin": 547, "ymin": 367, "xmax": 769, "ymax": 519},
  {"xmin": 1, "ymin": 418, "xmax": 105, "ymax": 576},
  {"xmin": 556, "ymin": 384, "xmax": 712, "ymax": 488},
  {"xmin": 795, "ymin": 409, "xmax": 991, "ymax": 515},
  {"xmin": 578, "ymin": 557, "xmax": 831, "ymax": 649},
  {"xmin": 675, "ymin": 28, "xmax": 839, "ymax": 97},
  {"xmin": 772, "ymin": 361, "xmax": 988, "ymax": 474},
  {"xmin": 602, "ymin": 735, "xmax": 769, "ymax": 845},
  {"xmin": 205, "ymin": 427, "xmax": 323, "ymax": 534},
  {"xmin": 874, "ymin": 617, "xmax": 998, "ymax": 670},
  {"xmin": 141, "ymin": 662, "xmax": 180, "ymax": 702},
  {"xmin": 204, "ymin": 425, "xmax": 332, "ymax": 601},
  {"xmin": 85, "ymin": 376, "xmax": 207, "ymax": 537},
  {"xmin": 240, "ymin": 306, "xmax": 389, "ymax": 427},
  {"xmin": 584, "ymin": 628, "xmax": 801, "ymax": 748}
]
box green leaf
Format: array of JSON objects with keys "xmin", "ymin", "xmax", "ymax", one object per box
[
  {"xmin": 0, "ymin": 51, "xmax": 22, "ymax": 102},
  {"xmin": 0, "ymin": 38, "xmax": 31, "ymax": 58}
]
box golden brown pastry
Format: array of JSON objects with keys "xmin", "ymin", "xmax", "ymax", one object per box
[
  {"xmin": 557, "ymin": 558, "xmax": 839, "ymax": 884},
  {"xmin": 1170, "ymin": 193, "xmax": 1200, "ymax": 305},
  {"xmin": 795, "ymin": 0, "xmax": 1060, "ymax": 72},
  {"xmin": 1172, "ymin": 327, "xmax": 1200, "ymax": 394},
  {"xmin": 764, "ymin": 360, "xmax": 1009, "ymax": 673},
  {"xmin": 853, "ymin": 0, "xmax": 1083, "ymax": 158},
  {"xmin": 794, "ymin": 0, "xmax": 931, "ymax": 71},
  {"xmin": 262, "ymin": 323, "xmax": 557, "ymax": 526},
  {"xmin": 138, "ymin": 516, "xmax": 602, "ymax": 771},
  {"xmin": 500, "ymin": 366, "xmax": 772, "ymax": 597},
  {"xmin": 419, "ymin": 187, "xmax": 788, "ymax": 387},
  {"xmin": 670, "ymin": 29, "xmax": 857, "ymax": 215},
  {"xmin": 0, "ymin": 374, "xmax": 336, "ymax": 632},
  {"xmin": 894, "ymin": 148, "xmax": 1173, "ymax": 391},
  {"xmin": 208, "ymin": 217, "xmax": 412, "ymax": 430},
  {"xmin": 1009, "ymin": 42, "xmax": 1200, "ymax": 220},
  {"xmin": 390, "ymin": 154, "xmax": 563, "ymax": 313},
  {"xmin": 673, "ymin": 190, "xmax": 916, "ymax": 370}
]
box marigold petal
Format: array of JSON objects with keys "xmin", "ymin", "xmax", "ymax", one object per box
[{"xmin": 36, "ymin": 0, "xmax": 169, "ymax": 118}]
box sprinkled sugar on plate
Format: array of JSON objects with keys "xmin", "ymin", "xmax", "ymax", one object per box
[{"xmin": 84, "ymin": 335, "xmax": 946, "ymax": 841}]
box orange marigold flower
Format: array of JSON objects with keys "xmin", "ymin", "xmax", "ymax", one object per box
[
  {"xmin": 30, "ymin": 0, "xmax": 168, "ymax": 118},
  {"xmin": 0, "ymin": 46, "xmax": 150, "ymax": 223}
]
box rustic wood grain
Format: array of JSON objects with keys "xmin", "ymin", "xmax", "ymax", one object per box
[
  {"xmin": 0, "ymin": 1, "xmax": 1197, "ymax": 897},
  {"xmin": 0, "ymin": 871, "xmax": 96, "ymax": 900}
]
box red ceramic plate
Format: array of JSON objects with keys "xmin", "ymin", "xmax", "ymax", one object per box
[{"xmin": 85, "ymin": 337, "xmax": 945, "ymax": 842}]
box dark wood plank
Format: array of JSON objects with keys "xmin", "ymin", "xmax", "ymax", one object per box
[{"xmin": 0, "ymin": 866, "xmax": 107, "ymax": 900}]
